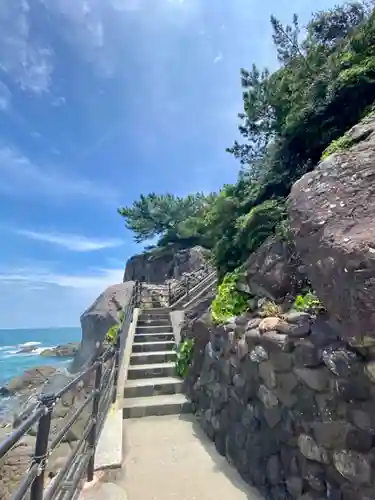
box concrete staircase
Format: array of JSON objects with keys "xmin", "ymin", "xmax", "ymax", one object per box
[{"xmin": 122, "ymin": 308, "xmax": 192, "ymax": 418}]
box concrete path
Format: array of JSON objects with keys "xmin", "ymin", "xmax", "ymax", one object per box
[{"xmin": 81, "ymin": 414, "xmax": 263, "ymax": 500}]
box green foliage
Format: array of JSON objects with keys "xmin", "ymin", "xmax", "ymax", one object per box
[
  {"xmin": 294, "ymin": 292, "xmax": 326, "ymax": 315},
  {"xmin": 211, "ymin": 272, "xmax": 249, "ymax": 324},
  {"xmin": 118, "ymin": 192, "xmax": 215, "ymax": 244},
  {"xmin": 262, "ymin": 300, "xmax": 283, "ymax": 317},
  {"xmin": 175, "ymin": 339, "xmax": 195, "ymax": 378},
  {"xmin": 105, "ymin": 324, "xmax": 120, "ymax": 345}
]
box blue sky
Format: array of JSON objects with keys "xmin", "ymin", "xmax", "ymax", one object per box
[{"xmin": 0, "ymin": 0, "xmax": 338, "ymax": 329}]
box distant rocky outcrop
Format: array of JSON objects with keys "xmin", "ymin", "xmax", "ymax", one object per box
[
  {"xmin": 288, "ymin": 115, "xmax": 375, "ymax": 341},
  {"xmin": 123, "ymin": 245, "xmax": 210, "ymax": 283},
  {"xmin": 40, "ymin": 342, "xmax": 80, "ymax": 358},
  {"xmin": 71, "ymin": 282, "xmax": 134, "ymax": 372}
]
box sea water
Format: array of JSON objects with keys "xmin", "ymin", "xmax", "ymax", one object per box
[{"xmin": 0, "ymin": 327, "xmax": 81, "ymax": 385}]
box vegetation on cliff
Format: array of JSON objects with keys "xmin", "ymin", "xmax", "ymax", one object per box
[{"xmin": 119, "ymin": 1, "xmax": 375, "ymax": 283}]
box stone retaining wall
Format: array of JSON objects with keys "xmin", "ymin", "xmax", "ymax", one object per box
[{"xmin": 184, "ymin": 310, "xmax": 375, "ymax": 499}]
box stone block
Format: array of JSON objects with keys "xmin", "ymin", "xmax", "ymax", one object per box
[
  {"xmin": 293, "ymin": 341, "xmax": 322, "ymax": 368},
  {"xmin": 270, "ymin": 351, "xmax": 294, "ymax": 372},
  {"xmin": 333, "ymin": 450, "xmax": 372, "ymax": 485},
  {"xmin": 298, "ymin": 434, "xmax": 330, "ymax": 464},
  {"xmin": 335, "ymin": 378, "xmax": 371, "ymax": 402},
  {"xmin": 312, "ymin": 421, "xmax": 351, "ymax": 449},
  {"xmin": 258, "ymin": 385, "xmax": 279, "ymax": 409},
  {"xmin": 322, "ymin": 347, "xmax": 362, "ymax": 377},
  {"xmin": 259, "ymin": 361, "xmax": 277, "ymax": 389},
  {"xmin": 294, "ymin": 367, "xmax": 330, "ymax": 392},
  {"xmin": 249, "ymin": 345, "xmax": 269, "ymax": 363}
]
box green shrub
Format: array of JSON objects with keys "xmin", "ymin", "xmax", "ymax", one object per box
[
  {"xmin": 262, "ymin": 300, "xmax": 283, "ymax": 318},
  {"xmin": 119, "ymin": 310, "xmax": 125, "ymax": 323},
  {"xmin": 105, "ymin": 324, "xmax": 120, "ymax": 345},
  {"xmin": 211, "ymin": 271, "xmax": 248, "ymax": 324},
  {"xmin": 293, "ymin": 291, "xmax": 325, "ymax": 315},
  {"xmin": 175, "ymin": 339, "xmax": 195, "ymax": 378}
]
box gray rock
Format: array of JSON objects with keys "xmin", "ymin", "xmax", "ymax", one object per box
[
  {"xmin": 259, "ymin": 361, "xmax": 277, "ymax": 389},
  {"xmin": 293, "ymin": 341, "xmax": 322, "ymax": 367},
  {"xmin": 335, "ymin": 378, "xmax": 371, "ymax": 402},
  {"xmin": 249, "ymin": 345, "xmax": 269, "ymax": 363},
  {"xmin": 294, "ymin": 367, "xmax": 330, "ymax": 392},
  {"xmin": 258, "ymin": 385, "xmax": 279, "ymax": 409},
  {"xmin": 286, "ymin": 476, "xmax": 303, "ymax": 498},
  {"xmin": 312, "ymin": 421, "xmax": 350, "ymax": 449},
  {"xmin": 40, "ymin": 342, "xmax": 80, "ymax": 358},
  {"xmin": 124, "ymin": 245, "xmax": 211, "ymax": 283},
  {"xmin": 239, "ymin": 235, "xmax": 308, "ymax": 300},
  {"xmin": 72, "ymin": 282, "xmax": 134, "ymax": 372},
  {"xmin": 284, "ymin": 311, "xmax": 311, "ymax": 324},
  {"xmin": 333, "ymin": 450, "xmax": 372, "ymax": 485},
  {"xmin": 345, "ymin": 428, "xmax": 374, "ymax": 453},
  {"xmin": 287, "ymin": 116, "xmax": 375, "ymax": 341},
  {"xmin": 270, "ymin": 351, "xmax": 294, "ymax": 372},
  {"xmin": 322, "ymin": 346, "xmax": 361, "ymax": 377},
  {"xmin": 266, "ymin": 455, "xmax": 282, "ymax": 485},
  {"xmin": 298, "ymin": 434, "xmax": 330, "ymax": 464}
]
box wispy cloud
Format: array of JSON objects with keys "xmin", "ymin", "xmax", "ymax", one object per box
[
  {"xmin": 0, "ymin": 146, "xmax": 119, "ymax": 204},
  {"xmin": 15, "ymin": 229, "xmax": 123, "ymax": 252},
  {"xmin": 213, "ymin": 52, "xmax": 223, "ymax": 64},
  {"xmin": 0, "ymin": 81, "xmax": 11, "ymax": 110},
  {"xmin": 0, "ymin": 264, "xmax": 124, "ymax": 290},
  {"xmin": 0, "ymin": 0, "xmax": 53, "ymax": 93}
]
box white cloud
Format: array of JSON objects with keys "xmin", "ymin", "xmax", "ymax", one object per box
[
  {"xmin": 0, "ymin": 0, "xmax": 53, "ymax": 93},
  {"xmin": 0, "ymin": 266, "xmax": 123, "ymax": 289},
  {"xmin": 15, "ymin": 229, "xmax": 123, "ymax": 252},
  {"xmin": 213, "ymin": 52, "xmax": 223, "ymax": 64},
  {"xmin": 0, "ymin": 264, "xmax": 124, "ymax": 328},
  {"xmin": 0, "ymin": 81, "xmax": 11, "ymax": 110},
  {"xmin": 0, "ymin": 146, "xmax": 119, "ymax": 204}
]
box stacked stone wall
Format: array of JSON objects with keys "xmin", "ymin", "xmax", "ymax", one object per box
[{"xmin": 185, "ymin": 311, "xmax": 375, "ymax": 499}]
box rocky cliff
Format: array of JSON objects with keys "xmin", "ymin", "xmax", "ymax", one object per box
[
  {"xmin": 123, "ymin": 245, "xmax": 210, "ymax": 283},
  {"xmin": 71, "ymin": 282, "xmax": 135, "ymax": 372},
  {"xmin": 288, "ymin": 115, "xmax": 375, "ymax": 341}
]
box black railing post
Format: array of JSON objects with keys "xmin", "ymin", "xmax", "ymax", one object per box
[
  {"xmin": 87, "ymin": 358, "xmax": 102, "ymax": 482},
  {"xmin": 185, "ymin": 276, "xmax": 190, "ymax": 300},
  {"xmin": 30, "ymin": 393, "xmax": 54, "ymax": 500},
  {"xmin": 113, "ymin": 333, "xmax": 121, "ymax": 403},
  {"xmin": 168, "ymin": 282, "xmax": 171, "ymax": 307}
]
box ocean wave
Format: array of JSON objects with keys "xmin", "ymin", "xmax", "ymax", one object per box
[{"xmin": 18, "ymin": 341, "xmax": 41, "ymax": 348}]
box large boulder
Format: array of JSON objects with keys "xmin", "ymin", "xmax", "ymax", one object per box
[
  {"xmin": 238, "ymin": 236, "xmax": 308, "ymax": 300},
  {"xmin": 123, "ymin": 245, "xmax": 210, "ymax": 283},
  {"xmin": 288, "ymin": 115, "xmax": 375, "ymax": 340},
  {"xmin": 71, "ymin": 282, "xmax": 134, "ymax": 372}
]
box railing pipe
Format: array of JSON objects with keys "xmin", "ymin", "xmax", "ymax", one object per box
[
  {"xmin": 30, "ymin": 393, "xmax": 55, "ymax": 500},
  {"xmin": 87, "ymin": 352, "xmax": 103, "ymax": 482}
]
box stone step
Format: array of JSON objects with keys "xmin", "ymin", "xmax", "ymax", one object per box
[
  {"xmin": 134, "ymin": 332, "xmax": 175, "ymax": 343},
  {"xmin": 136, "ymin": 325, "xmax": 173, "ymax": 334},
  {"xmin": 137, "ymin": 318, "xmax": 172, "ymax": 327},
  {"xmin": 127, "ymin": 362, "xmax": 176, "ymax": 380},
  {"xmin": 123, "ymin": 376, "xmax": 183, "ymax": 398},
  {"xmin": 140, "ymin": 307, "xmax": 170, "ymax": 315},
  {"xmin": 130, "ymin": 351, "xmax": 176, "ymax": 365},
  {"xmin": 132, "ymin": 340, "xmax": 176, "ymax": 353},
  {"xmin": 122, "ymin": 393, "xmax": 192, "ymax": 418}
]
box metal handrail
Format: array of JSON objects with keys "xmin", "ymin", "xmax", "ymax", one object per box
[{"xmin": 0, "ymin": 281, "xmax": 139, "ymax": 500}]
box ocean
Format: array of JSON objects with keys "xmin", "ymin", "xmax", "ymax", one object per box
[{"xmin": 0, "ymin": 327, "xmax": 81, "ymax": 385}]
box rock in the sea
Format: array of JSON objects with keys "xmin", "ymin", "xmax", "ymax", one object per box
[
  {"xmin": 40, "ymin": 342, "xmax": 80, "ymax": 358},
  {"xmin": 4, "ymin": 366, "xmax": 59, "ymax": 394},
  {"xmin": 71, "ymin": 282, "xmax": 134, "ymax": 372},
  {"xmin": 288, "ymin": 115, "xmax": 375, "ymax": 340},
  {"xmin": 237, "ymin": 236, "xmax": 308, "ymax": 300},
  {"xmin": 123, "ymin": 245, "xmax": 210, "ymax": 283}
]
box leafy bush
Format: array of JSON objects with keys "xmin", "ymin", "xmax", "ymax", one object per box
[
  {"xmin": 293, "ymin": 291, "xmax": 325, "ymax": 315},
  {"xmin": 105, "ymin": 324, "xmax": 120, "ymax": 345},
  {"xmin": 211, "ymin": 271, "xmax": 249, "ymax": 324},
  {"xmin": 175, "ymin": 339, "xmax": 195, "ymax": 378},
  {"xmin": 262, "ymin": 300, "xmax": 283, "ymax": 317}
]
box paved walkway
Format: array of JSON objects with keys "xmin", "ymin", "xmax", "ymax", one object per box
[{"xmin": 81, "ymin": 414, "xmax": 263, "ymax": 500}]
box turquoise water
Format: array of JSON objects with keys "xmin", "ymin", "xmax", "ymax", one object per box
[{"xmin": 0, "ymin": 327, "xmax": 81, "ymax": 384}]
